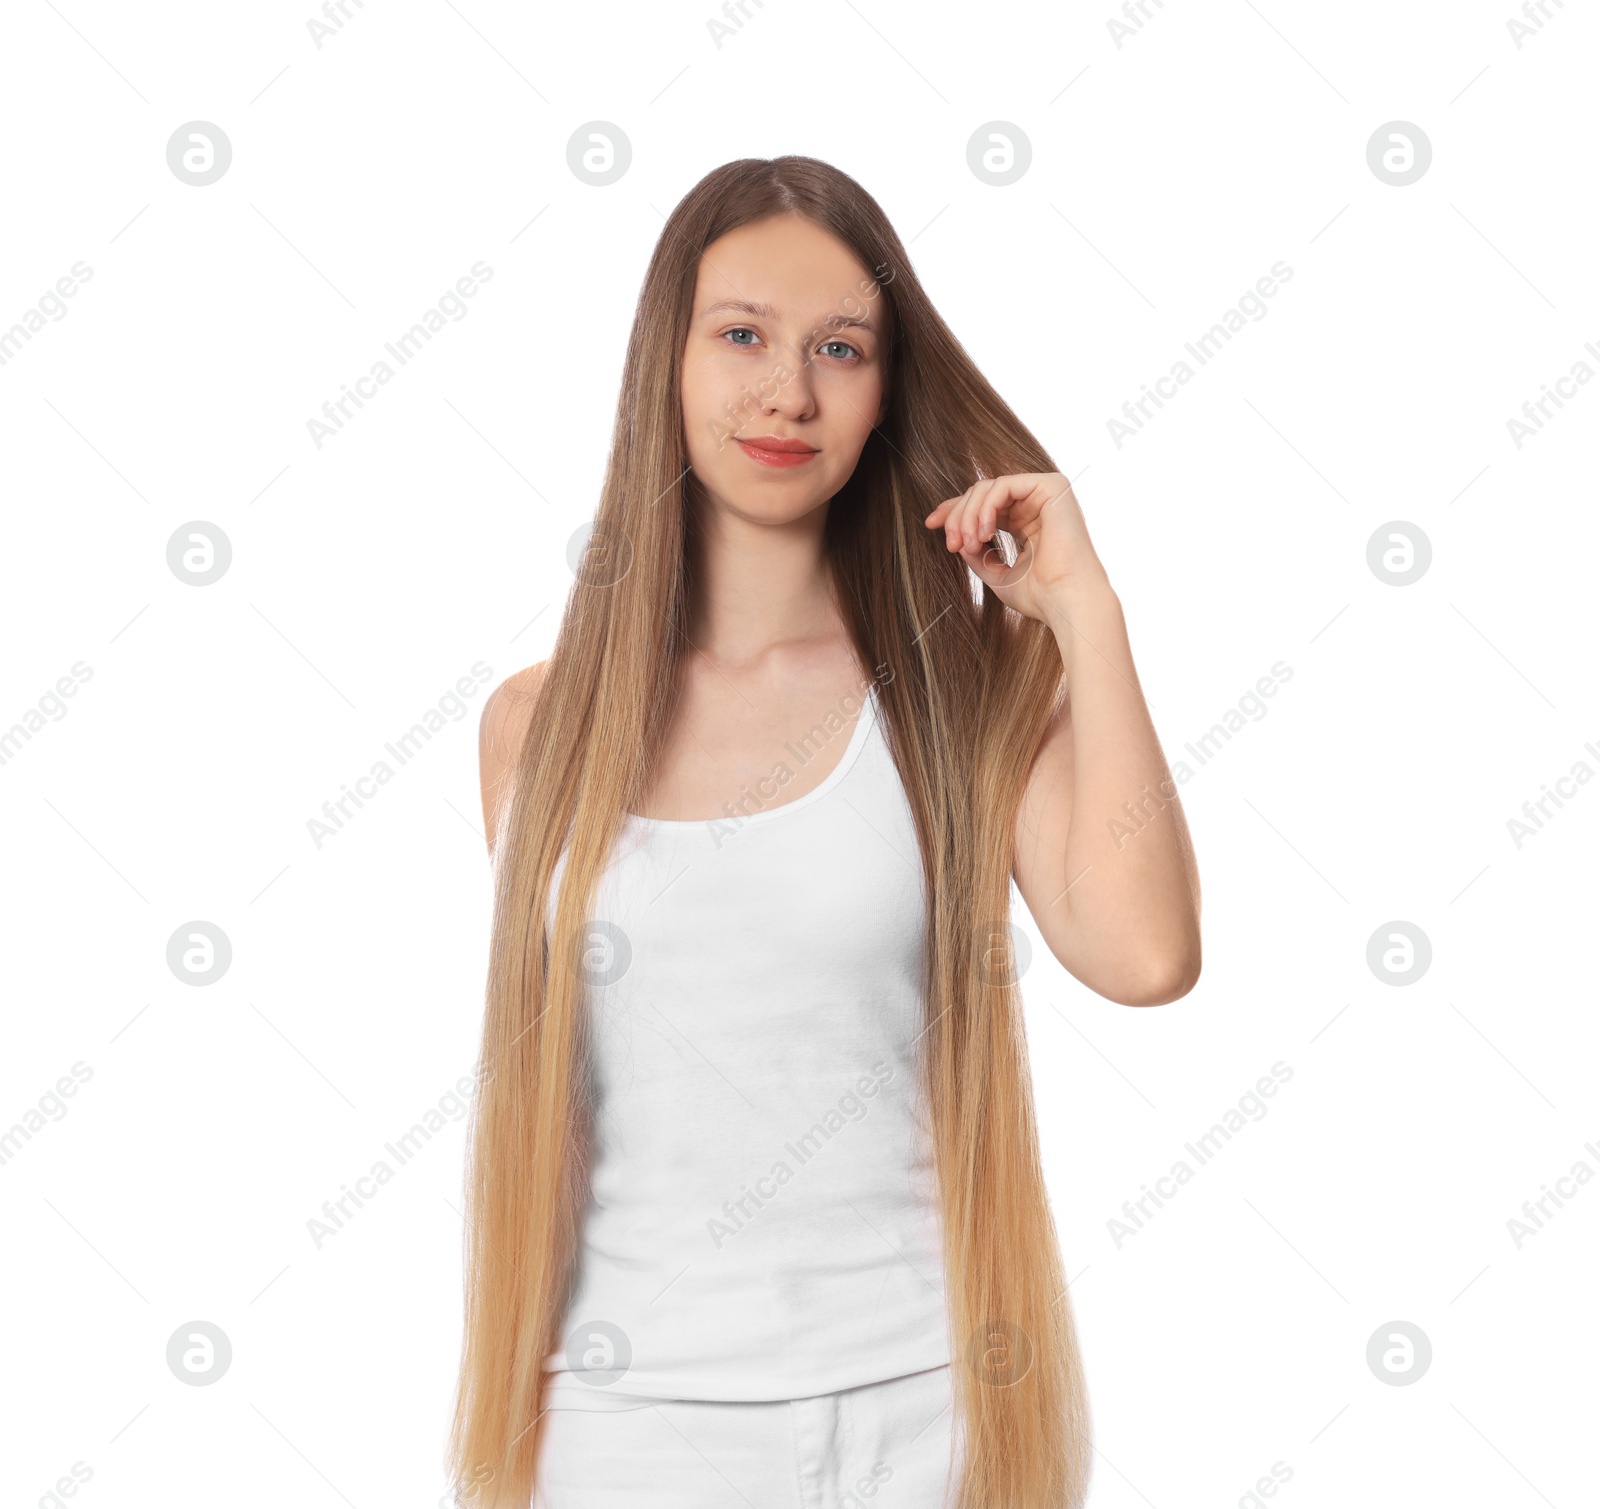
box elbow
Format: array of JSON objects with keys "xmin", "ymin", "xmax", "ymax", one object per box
[
  {"xmin": 1041, "ymin": 916, "xmax": 1203, "ymax": 1007},
  {"xmin": 1106, "ymin": 946, "xmax": 1202, "ymax": 1007}
]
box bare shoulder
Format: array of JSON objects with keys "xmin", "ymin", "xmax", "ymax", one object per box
[{"xmin": 479, "ymin": 660, "xmax": 550, "ymax": 855}]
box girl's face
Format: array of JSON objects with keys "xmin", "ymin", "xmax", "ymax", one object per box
[{"xmin": 680, "ymin": 212, "xmax": 888, "ymax": 527}]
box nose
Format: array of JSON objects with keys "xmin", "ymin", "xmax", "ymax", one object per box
[{"xmin": 755, "ymin": 335, "xmax": 817, "ymax": 421}]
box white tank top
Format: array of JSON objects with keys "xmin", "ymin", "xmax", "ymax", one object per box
[{"xmin": 538, "ymin": 680, "xmax": 951, "ymax": 1405}]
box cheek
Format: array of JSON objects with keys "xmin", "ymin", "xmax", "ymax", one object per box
[
  {"xmin": 831, "ymin": 378, "xmax": 883, "ymax": 446},
  {"xmin": 825, "ymin": 364, "xmax": 882, "ymax": 424},
  {"xmin": 683, "ymin": 355, "xmax": 749, "ymax": 427},
  {"xmin": 680, "ymin": 364, "xmax": 727, "ymax": 457}
]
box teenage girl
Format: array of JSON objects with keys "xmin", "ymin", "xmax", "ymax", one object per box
[{"xmin": 450, "ymin": 155, "xmax": 1201, "ymax": 1509}]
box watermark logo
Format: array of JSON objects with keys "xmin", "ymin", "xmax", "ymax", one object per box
[
  {"xmin": 1366, "ymin": 1320, "xmax": 1431, "ymax": 1384},
  {"xmin": 1366, "ymin": 122, "xmax": 1431, "ymax": 186},
  {"xmin": 167, "ymin": 1321, "xmax": 233, "ymax": 1384},
  {"xmin": 567, "ymin": 521, "xmax": 635, "ymax": 587},
  {"xmin": 964, "ymin": 1320, "xmax": 1034, "ymax": 1387},
  {"xmin": 167, "ymin": 522, "xmax": 232, "ymax": 586},
  {"xmin": 560, "ymin": 1319, "xmax": 633, "ymax": 1386},
  {"xmin": 167, "ymin": 922, "xmax": 233, "ymax": 985},
  {"xmin": 567, "ymin": 122, "xmax": 631, "ymax": 186},
  {"xmin": 966, "ymin": 122, "xmax": 1032, "ymax": 187},
  {"xmin": 1365, "ymin": 521, "xmax": 1431, "ymax": 586},
  {"xmin": 574, "ymin": 919, "xmax": 632, "ymax": 987},
  {"xmin": 1365, "ymin": 922, "xmax": 1430, "ymax": 985},
  {"xmin": 974, "ymin": 920, "xmax": 1032, "ymax": 986},
  {"xmin": 166, "ymin": 122, "xmax": 232, "ymax": 187}
]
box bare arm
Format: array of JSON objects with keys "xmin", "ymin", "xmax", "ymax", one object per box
[
  {"xmin": 478, "ymin": 660, "xmax": 548, "ymax": 858},
  {"xmin": 925, "ymin": 471, "xmax": 1201, "ymax": 1007},
  {"xmin": 1011, "ymin": 587, "xmax": 1201, "ymax": 1006}
]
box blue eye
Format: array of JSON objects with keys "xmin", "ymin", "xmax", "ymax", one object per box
[{"xmin": 720, "ymin": 327, "xmax": 862, "ymax": 361}]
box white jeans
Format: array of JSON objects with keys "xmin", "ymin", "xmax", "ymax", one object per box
[{"xmin": 531, "ymin": 1362, "xmax": 963, "ymax": 1508}]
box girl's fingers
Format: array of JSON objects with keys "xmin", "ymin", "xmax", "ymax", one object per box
[
  {"xmin": 948, "ymin": 486, "xmax": 978, "ymax": 553},
  {"xmin": 963, "ymin": 483, "xmax": 986, "ymax": 551},
  {"xmin": 978, "ymin": 479, "xmax": 1018, "ymax": 552},
  {"xmin": 926, "ymin": 474, "xmax": 1053, "ymax": 551},
  {"xmin": 972, "ymin": 486, "xmax": 998, "ymax": 547},
  {"xmin": 965, "ymin": 483, "xmax": 1000, "ymax": 554},
  {"xmin": 929, "ymin": 489, "xmax": 962, "ymax": 539},
  {"xmin": 950, "ymin": 486, "xmax": 974, "ymax": 551},
  {"xmin": 972, "ymin": 480, "xmax": 1001, "ymax": 551},
  {"xmin": 968, "ymin": 478, "xmax": 1005, "ymax": 549}
]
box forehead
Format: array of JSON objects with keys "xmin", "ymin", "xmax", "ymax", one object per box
[
  {"xmin": 691, "ymin": 216, "xmax": 881, "ymax": 330},
  {"xmin": 697, "ymin": 296, "xmax": 877, "ymax": 335}
]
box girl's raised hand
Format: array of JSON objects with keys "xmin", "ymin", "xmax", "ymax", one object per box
[{"xmin": 923, "ymin": 471, "xmax": 1108, "ymax": 624}]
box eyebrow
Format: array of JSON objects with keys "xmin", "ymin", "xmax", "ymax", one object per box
[{"xmin": 699, "ymin": 297, "xmax": 877, "ymax": 334}]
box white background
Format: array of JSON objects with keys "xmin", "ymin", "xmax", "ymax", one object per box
[{"xmin": 2, "ymin": 1, "xmax": 1596, "ymax": 1505}]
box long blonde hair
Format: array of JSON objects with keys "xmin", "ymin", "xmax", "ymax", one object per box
[{"xmin": 448, "ymin": 154, "xmax": 1091, "ymax": 1508}]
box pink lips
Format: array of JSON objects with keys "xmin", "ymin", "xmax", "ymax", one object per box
[{"xmin": 735, "ymin": 435, "xmax": 818, "ymax": 469}]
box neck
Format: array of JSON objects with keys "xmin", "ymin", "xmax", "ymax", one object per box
[{"xmin": 683, "ymin": 489, "xmax": 843, "ymax": 667}]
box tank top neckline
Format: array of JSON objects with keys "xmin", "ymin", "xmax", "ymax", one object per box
[{"xmin": 623, "ymin": 682, "xmax": 880, "ymax": 833}]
